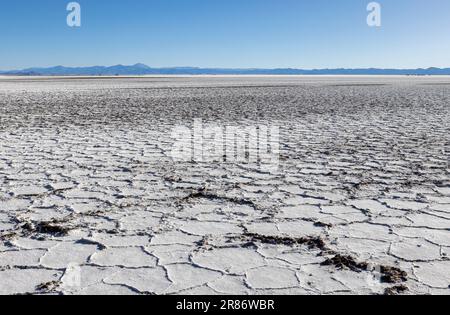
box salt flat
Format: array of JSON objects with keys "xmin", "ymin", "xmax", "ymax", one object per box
[{"xmin": 0, "ymin": 76, "xmax": 449, "ymax": 295}]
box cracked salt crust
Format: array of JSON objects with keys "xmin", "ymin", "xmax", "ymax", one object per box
[{"xmin": 0, "ymin": 76, "xmax": 449, "ymax": 295}]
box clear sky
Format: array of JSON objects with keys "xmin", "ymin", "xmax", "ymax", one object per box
[{"xmin": 1, "ymin": 0, "xmax": 450, "ymax": 70}]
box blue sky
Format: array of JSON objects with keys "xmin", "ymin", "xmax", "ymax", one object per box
[{"xmin": 1, "ymin": 0, "xmax": 450, "ymax": 69}]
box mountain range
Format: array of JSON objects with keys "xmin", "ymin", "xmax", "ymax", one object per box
[{"xmin": 1, "ymin": 63, "xmax": 450, "ymax": 76}]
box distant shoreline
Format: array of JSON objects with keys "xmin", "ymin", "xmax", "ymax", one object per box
[
  {"xmin": 2, "ymin": 74, "xmax": 450, "ymax": 79},
  {"xmin": 3, "ymin": 75, "xmax": 450, "ymax": 80}
]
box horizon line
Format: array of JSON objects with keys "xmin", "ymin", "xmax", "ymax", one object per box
[{"xmin": 3, "ymin": 63, "xmax": 450, "ymax": 72}]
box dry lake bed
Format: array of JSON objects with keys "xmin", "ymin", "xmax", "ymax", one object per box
[{"xmin": 0, "ymin": 76, "xmax": 449, "ymax": 295}]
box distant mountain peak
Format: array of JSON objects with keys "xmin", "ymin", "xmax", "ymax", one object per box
[
  {"xmin": 1, "ymin": 64, "xmax": 450, "ymax": 76},
  {"xmin": 132, "ymin": 63, "xmax": 150, "ymax": 69}
]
